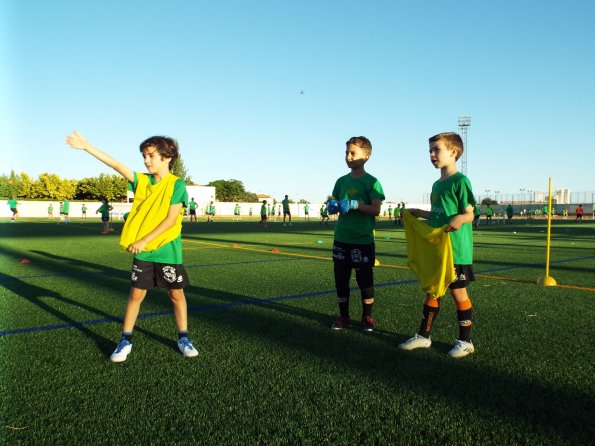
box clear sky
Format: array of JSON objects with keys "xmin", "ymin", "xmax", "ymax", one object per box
[{"xmin": 2, "ymin": 0, "xmax": 594, "ymax": 203}]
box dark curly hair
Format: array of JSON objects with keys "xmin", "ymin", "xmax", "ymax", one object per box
[{"xmin": 139, "ymin": 136, "xmax": 179, "ymax": 170}]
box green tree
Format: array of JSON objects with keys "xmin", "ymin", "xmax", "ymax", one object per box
[
  {"xmin": 36, "ymin": 173, "xmax": 63, "ymax": 199},
  {"xmin": 57, "ymin": 178, "xmax": 78, "ymax": 200},
  {"xmin": 481, "ymin": 198, "xmax": 498, "ymax": 206},
  {"xmin": 208, "ymin": 179, "xmax": 253, "ymax": 202},
  {"xmin": 298, "ymin": 199, "xmax": 309, "ymax": 204},
  {"xmin": 18, "ymin": 172, "xmax": 37, "ymax": 198},
  {"xmin": 172, "ymin": 157, "xmax": 193, "ymax": 184},
  {"xmin": 76, "ymin": 174, "xmax": 127, "ymax": 201}
]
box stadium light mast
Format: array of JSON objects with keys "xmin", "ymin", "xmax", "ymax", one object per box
[{"xmin": 458, "ymin": 115, "xmax": 471, "ymax": 176}]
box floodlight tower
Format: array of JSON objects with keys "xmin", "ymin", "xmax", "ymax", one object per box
[{"xmin": 458, "ymin": 115, "xmax": 471, "ymax": 176}]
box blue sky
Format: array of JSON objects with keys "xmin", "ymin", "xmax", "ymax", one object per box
[{"xmin": 2, "ymin": 0, "xmax": 594, "ymax": 203}]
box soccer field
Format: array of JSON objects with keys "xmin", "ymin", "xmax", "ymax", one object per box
[{"xmin": 1, "ymin": 218, "xmax": 594, "ymax": 445}]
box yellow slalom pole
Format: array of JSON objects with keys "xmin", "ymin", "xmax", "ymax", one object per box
[{"xmin": 537, "ymin": 177, "xmax": 557, "ymax": 286}]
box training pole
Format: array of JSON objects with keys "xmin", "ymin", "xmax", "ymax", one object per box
[{"xmin": 538, "ymin": 177, "xmax": 557, "ymax": 286}]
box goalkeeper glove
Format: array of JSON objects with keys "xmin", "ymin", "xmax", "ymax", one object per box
[
  {"xmin": 339, "ymin": 199, "xmax": 361, "ymax": 214},
  {"xmin": 326, "ymin": 200, "xmax": 340, "ymax": 215}
]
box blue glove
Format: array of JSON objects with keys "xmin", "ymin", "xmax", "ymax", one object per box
[
  {"xmin": 339, "ymin": 199, "xmax": 360, "ymax": 214},
  {"xmin": 326, "ymin": 200, "xmax": 340, "ymax": 215}
]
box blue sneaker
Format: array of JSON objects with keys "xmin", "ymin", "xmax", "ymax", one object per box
[
  {"xmin": 177, "ymin": 337, "xmax": 198, "ymax": 358},
  {"xmin": 110, "ymin": 339, "xmax": 132, "ymax": 362}
]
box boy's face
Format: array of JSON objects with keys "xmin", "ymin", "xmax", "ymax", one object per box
[
  {"xmin": 142, "ymin": 146, "xmax": 171, "ymax": 174},
  {"xmin": 345, "ymin": 143, "xmax": 369, "ymax": 169},
  {"xmin": 429, "ymin": 140, "xmax": 457, "ymax": 169}
]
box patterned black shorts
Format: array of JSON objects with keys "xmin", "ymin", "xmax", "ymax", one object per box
[
  {"xmin": 131, "ymin": 259, "xmax": 189, "ymax": 290},
  {"xmin": 332, "ymin": 241, "xmax": 376, "ymax": 270},
  {"xmin": 449, "ymin": 264, "xmax": 475, "ymax": 289}
]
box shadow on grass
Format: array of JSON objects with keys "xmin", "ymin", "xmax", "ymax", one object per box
[
  {"xmin": 182, "ymin": 283, "xmax": 592, "ymax": 444},
  {"xmin": 0, "ymin": 248, "xmax": 185, "ymax": 355}
]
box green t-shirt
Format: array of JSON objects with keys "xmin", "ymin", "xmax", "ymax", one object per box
[
  {"xmin": 304, "ymin": 204, "xmax": 309, "ymax": 213},
  {"xmin": 7, "ymin": 199, "xmax": 17, "ymax": 209},
  {"xmin": 82, "ymin": 205, "xmax": 87, "ymax": 212},
  {"xmin": 62, "ymin": 200, "xmax": 70, "ymax": 213},
  {"xmin": 473, "ymin": 205, "xmax": 481, "ymax": 216},
  {"xmin": 97, "ymin": 203, "xmax": 111, "ymax": 218},
  {"xmin": 486, "ymin": 206, "xmax": 493, "ymax": 216},
  {"xmin": 234, "ymin": 205, "xmax": 239, "ymax": 215},
  {"xmin": 260, "ymin": 204, "xmax": 267, "ymax": 216},
  {"xmin": 282, "ymin": 199, "xmax": 289, "ymax": 212},
  {"xmin": 189, "ymin": 201, "xmax": 197, "ymax": 211},
  {"xmin": 332, "ymin": 172, "xmax": 385, "ymax": 244},
  {"xmin": 388, "ymin": 206, "xmax": 393, "ymax": 215},
  {"xmin": 429, "ymin": 172, "xmax": 475, "ymax": 265},
  {"xmin": 506, "ymin": 205, "xmax": 514, "ymax": 217},
  {"xmin": 128, "ymin": 172, "xmax": 188, "ymax": 264},
  {"xmin": 395, "ymin": 206, "xmax": 401, "ymax": 217},
  {"xmin": 48, "ymin": 205, "xmax": 54, "ymax": 212}
]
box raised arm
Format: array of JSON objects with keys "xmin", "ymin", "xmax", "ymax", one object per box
[{"xmin": 66, "ymin": 131, "xmax": 134, "ymax": 183}]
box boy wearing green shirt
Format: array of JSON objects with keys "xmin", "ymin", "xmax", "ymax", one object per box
[
  {"xmin": 257, "ymin": 200, "xmax": 268, "ymax": 229},
  {"xmin": 189, "ymin": 198, "xmax": 198, "ymax": 222},
  {"xmin": 62, "ymin": 199, "xmax": 70, "ymax": 224},
  {"xmin": 48, "ymin": 203, "xmax": 54, "ymax": 220},
  {"xmin": 81, "ymin": 203, "xmax": 88, "ymax": 220},
  {"xmin": 473, "ymin": 204, "xmax": 481, "ymax": 227},
  {"xmin": 66, "ymin": 131, "xmax": 198, "ymax": 362},
  {"xmin": 7, "ymin": 196, "xmax": 18, "ymax": 222},
  {"xmin": 282, "ymin": 195, "xmax": 292, "ymax": 225},
  {"xmin": 326, "ymin": 136, "xmax": 385, "ymax": 332},
  {"xmin": 96, "ymin": 198, "xmax": 113, "ymax": 234},
  {"xmin": 400, "ymin": 132, "xmax": 476, "ymax": 358},
  {"xmin": 485, "ymin": 205, "xmax": 493, "ymax": 224},
  {"xmin": 394, "ymin": 204, "xmax": 401, "ymax": 226},
  {"xmin": 303, "ymin": 203, "xmax": 310, "ymax": 221}
]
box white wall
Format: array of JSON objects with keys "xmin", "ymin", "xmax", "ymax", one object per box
[{"xmin": 1, "ymin": 199, "xmax": 430, "ymax": 218}]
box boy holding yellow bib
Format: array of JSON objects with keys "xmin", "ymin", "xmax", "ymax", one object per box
[{"xmin": 66, "ymin": 131, "xmax": 198, "ymax": 362}]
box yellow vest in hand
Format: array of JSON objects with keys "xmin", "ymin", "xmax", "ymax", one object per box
[
  {"xmin": 120, "ymin": 173, "xmax": 183, "ymax": 252},
  {"xmin": 403, "ymin": 210, "xmax": 456, "ymax": 298}
]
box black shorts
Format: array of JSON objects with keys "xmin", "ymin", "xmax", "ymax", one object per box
[
  {"xmin": 449, "ymin": 264, "xmax": 475, "ymax": 290},
  {"xmin": 189, "ymin": 209, "xmax": 196, "ymax": 215},
  {"xmin": 101, "ymin": 216, "xmax": 109, "ymax": 222},
  {"xmin": 10, "ymin": 208, "xmax": 17, "ymax": 215},
  {"xmin": 332, "ymin": 241, "xmax": 375, "ymax": 270},
  {"xmin": 283, "ymin": 210, "xmax": 290, "ymax": 216},
  {"xmin": 261, "ymin": 214, "xmax": 267, "ymax": 221},
  {"xmin": 131, "ymin": 259, "xmax": 189, "ymax": 290}
]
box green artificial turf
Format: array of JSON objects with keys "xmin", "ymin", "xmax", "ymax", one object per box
[{"xmin": 1, "ymin": 218, "xmax": 594, "ymax": 445}]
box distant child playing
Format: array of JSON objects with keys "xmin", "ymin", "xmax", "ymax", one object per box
[
  {"xmin": 96, "ymin": 198, "xmax": 113, "ymax": 234},
  {"xmin": 399, "ymin": 132, "xmax": 476, "ymax": 358},
  {"xmin": 327, "ymin": 136, "xmax": 385, "ymax": 332},
  {"xmin": 66, "ymin": 130, "xmax": 198, "ymax": 362},
  {"xmin": 257, "ymin": 200, "xmax": 268, "ymax": 229}
]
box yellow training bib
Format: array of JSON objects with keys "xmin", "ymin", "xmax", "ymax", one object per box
[
  {"xmin": 120, "ymin": 173, "xmax": 183, "ymax": 252},
  {"xmin": 403, "ymin": 210, "xmax": 456, "ymax": 298}
]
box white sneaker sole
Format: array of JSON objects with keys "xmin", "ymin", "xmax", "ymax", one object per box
[{"xmin": 110, "ymin": 345, "xmax": 132, "ymax": 363}]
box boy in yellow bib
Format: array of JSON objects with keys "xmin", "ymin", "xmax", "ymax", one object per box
[{"xmin": 66, "ymin": 131, "xmax": 198, "ymax": 362}]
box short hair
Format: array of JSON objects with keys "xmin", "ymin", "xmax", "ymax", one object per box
[
  {"xmin": 429, "ymin": 132, "xmax": 464, "ymax": 160},
  {"xmin": 346, "ymin": 136, "xmax": 372, "ymax": 154},
  {"xmin": 139, "ymin": 136, "xmax": 179, "ymax": 170}
]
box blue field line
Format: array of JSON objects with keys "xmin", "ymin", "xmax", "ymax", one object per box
[
  {"xmin": 0, "ymin": 278, "xmax": 418, "ymax": 338},
  {"xmin": 2, "ymin": 255, "xmax": 594, "ymax": 338},
  {"xmin": 0, "ymin": 257, "xmax": 305, "ymax": 283}
]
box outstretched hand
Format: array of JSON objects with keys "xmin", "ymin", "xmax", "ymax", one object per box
[{"xmin": 66, "ymin": 130, "xmax": 89, "ymax": 150}]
